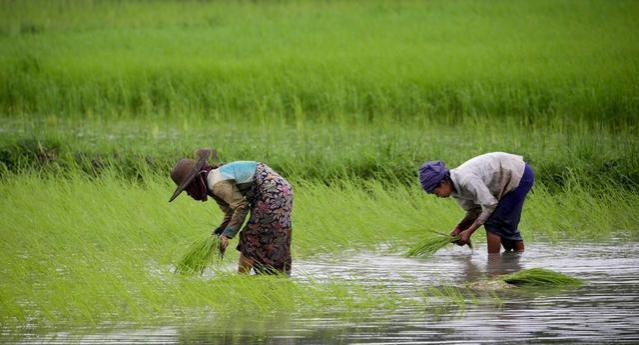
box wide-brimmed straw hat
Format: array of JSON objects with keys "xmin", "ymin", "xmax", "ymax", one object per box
[{"xmin": 169, "ymin": 148, "xmax": 218, "ymax": 202}]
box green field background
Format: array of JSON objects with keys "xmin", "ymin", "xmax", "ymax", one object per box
[
  {"xmin": 1, "ymin": 0, "xmax": 639, "ymax": 332},
  {"xmin": 1, "ymin": 0, "xmax": 638, "ymax": 125}
]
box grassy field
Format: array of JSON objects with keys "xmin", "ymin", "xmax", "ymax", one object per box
[
  {"xmin": 2, "ymin": 0, "xmax": 637, "ymax": 186},
  {"xmin": 1, "ymin": 0, "xmax": 638, "ymax": 336},
  {"xmin": 1, "ymin": 171, "xmax": 637, "ymax": 330},
  {"xmin": 1, "ymin": 116, "xmax": 638, "ymax": 190},
  {"xmin": 1, "ymin": 0, "xmax": 638, "ymax": 126}
]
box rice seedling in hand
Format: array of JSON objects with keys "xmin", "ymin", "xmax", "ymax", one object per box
[
  {"xmin": 406, "ymin": 233, "xmax": 463, "ymax": 257},
  {"xmin": 500, "ymin": 268, "xmax": 582, "ymax": 288},
  {"xmin": 175, "ymin": 235, "xmax": 223, "ymax": 275}
]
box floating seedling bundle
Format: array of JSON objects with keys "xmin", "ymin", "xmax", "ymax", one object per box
[
  {"xmin": 406, "ymin": 232, "xmax": 469, "ymax": 257},
  {"xmin": 500, "ymin": 268, "xmax": 582, "ymax": 288},
  {"xmin": 175, "ymin": 236, "xmax": 223, "ymax": 275}
]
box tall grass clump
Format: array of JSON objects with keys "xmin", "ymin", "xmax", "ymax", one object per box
[
  {"xmin": 0, "ymin": 170, "xmax": 412, "ymax": 331},
  {"xmin": 175, "ymin": 235, "xmax": 222, "ymax": 275},
  {"xmin": 0, "ymin": 170, "xmax": 635, "ymax": 331},
  {"xmin": 406, "ymin": 233, "xmax": 463, "ymax": 258},
  {"xmin": 500, "ymin": 268, "xmax": 582, "ymax": 288}
]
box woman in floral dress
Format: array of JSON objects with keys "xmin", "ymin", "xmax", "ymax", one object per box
[{"xmin": 169, "ymin": 148, "xmax": 293, "ymax": 275}]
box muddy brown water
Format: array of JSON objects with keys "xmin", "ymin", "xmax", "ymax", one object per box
[{"xmin": 7, "ymin": 242, "xmax": 639, "ymax": 344}]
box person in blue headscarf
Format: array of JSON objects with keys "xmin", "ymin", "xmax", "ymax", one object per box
[{"xmin": 419, "ymin": 152, "xmax": 534, "ymax": 254}]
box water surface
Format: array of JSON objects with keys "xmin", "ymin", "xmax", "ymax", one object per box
[{"xmin": 8, "ymin": 243, "xmax": 639, "ymax": 344}]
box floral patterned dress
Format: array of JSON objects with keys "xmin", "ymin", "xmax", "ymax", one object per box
[{"xmin": 237, "ymin": 163, "xmax": 293, "ymax": 274}]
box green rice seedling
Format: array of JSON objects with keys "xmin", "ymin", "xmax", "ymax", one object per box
[
  {"xmin": 500, "ymin": 268, "xmax": 582, "ymax": 288},
  {"xmin": 1, "ymin": 170, "xmax": 635, "ymax": 333},
  {"xmin": 406, "ymin": 233, "xmax": 463, "ymax": 258},
  {"xmin": 175, "ymin": 235, "xmax": 222, "ymax": 275}
]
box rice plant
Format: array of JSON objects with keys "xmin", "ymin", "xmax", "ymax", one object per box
[
  {"xmin": 0, "ymin": 0, "xmax": 636, "ymax": 337},
  {"xmin": 175, "ymin": 235, "xmax": 223, "ymax": 275},
  {"xmin": 1, "ymin": 0, "xmax": 638, "ymax": 125},
  {"xmin": 406, "ymin": 233, "xmax": 463, "ymax": 258},
  {"xmin": 500, "ymin": 268, "xmax": 582, "ymax": 288},
  {"xmin": 2, "ymin": 116, "xmax": 637, "ymax": 191},
  {"xmin": 0, "ymin": 170, "xmax": 633, "ymax": 331}
]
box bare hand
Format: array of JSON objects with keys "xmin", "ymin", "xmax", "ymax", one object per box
[
  {"xmin": 451, "ymin": 227, "xmax": 464, "ymax": 246},
  {"xmin": 457, "ymin": 229, "xmax": 472, "ymax": 246}
]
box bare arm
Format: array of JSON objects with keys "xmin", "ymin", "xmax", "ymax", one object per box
[{"xmin": 457, "ymin": 179, "xmax": 498, "ymax": 244}]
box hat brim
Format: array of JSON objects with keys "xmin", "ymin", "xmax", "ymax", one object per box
[{"xmin": 168, "ymin": 150, "xmax": 212, "ymax": 202}]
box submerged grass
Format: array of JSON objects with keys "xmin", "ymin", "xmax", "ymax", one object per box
[
  {"xmin": 174, "ymin": 235, "xmax": 222, "ymax": 275},
  {"xmin": 501, "ymin": 268, "xmax": 582, "ymax": 288}
]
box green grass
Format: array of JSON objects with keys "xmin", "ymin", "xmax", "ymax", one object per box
[
  {"xmin": 1, "ymin": 0, "xmax": 638, "ymax": 125},
  {"xmin": 1, "ymin": 116, "xmax": 638, "ymax": 190},
  {"xmin": 0, "ymin": 170, "xmax": 435, "ymax": 331},
  {"xmin": 0, "ymin": 0, "xmax": 637, "ymax": 336},
  {"xmin": 406, "ymin": 233, "xmax": 462, "ymax": 258},
  {"xmin": 175, "ymin": 235, "xmax": 222, "ymax": 275},
  {"xmin": 501, "ymin": 268, "xmax": 582, "ymax": 288},
  {"xmin": 0, "ymin": 170, "xmax": 637, "ymax": 331},
  {"xmin": 466, "ymin": 268, "xmax": 582, "ymax": 291}
]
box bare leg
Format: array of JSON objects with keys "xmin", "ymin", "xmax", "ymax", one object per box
[
  {"xmin": 501, "ymin": 238, "xmax": 525, "ymax": 253},
  {"xmin": 238, "ymin": 253, "xmax": 254, "ymax": 274},
  {"xmin": 486, "ymin": 231, "xmax": 502, "ymax": 254},
  {"xmin": 513, "ymin": 240, "xmax": 525, "ymax": 252}
]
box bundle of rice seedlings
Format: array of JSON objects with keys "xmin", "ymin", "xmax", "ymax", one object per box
[
  {"xmin": 500, "ymin": 268, "xmax": 582, "ymax": 288},
  {"xmin": 406, "ymin": 233, "xmax": 463, "ymax": 257},
  {"xmin": 175, "ymin": 235, "xmax": 222, "ymax": 275}
]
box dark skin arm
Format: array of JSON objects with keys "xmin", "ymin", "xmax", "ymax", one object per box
[
  {"xmin": 451, "ymin": 216, "xmax": 476, "ymax": 236},
  {"xmin": 455, "ymin": 207, "xmax": 497, "ymax": 247},
  {"xmin": 457, "ymin": 222, "xmax": 481, "ymax": 246},
  {"xmin": 450, "ymin": 209, "xmax": 480, "ymax": 247}
]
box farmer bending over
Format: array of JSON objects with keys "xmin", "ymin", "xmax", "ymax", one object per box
[
  {"xmin": 169, "ymin": 148, "xmax": 293, "ymax": 275},
  {"xmin": 419, "ymin": 152, "xmax": 534, "ymax": 254}
]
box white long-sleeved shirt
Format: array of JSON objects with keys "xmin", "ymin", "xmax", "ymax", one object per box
[{"xmin": 449, "ymin": 152, "xmax": 526, "ymax": 226}]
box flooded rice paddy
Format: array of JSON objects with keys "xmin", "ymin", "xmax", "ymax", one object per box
[{"xmin": 7, "ymin": 242, "xmax": 639, "ymax": 344}]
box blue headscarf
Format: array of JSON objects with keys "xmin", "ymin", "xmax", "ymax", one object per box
[{"xmin": 419, "ymin": 161, "xmax": 449, "ymax": 193}]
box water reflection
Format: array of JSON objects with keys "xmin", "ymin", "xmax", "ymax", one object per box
[{"xmin": 486, "ymin": 251, "xmax": 523, "ymax": 277}]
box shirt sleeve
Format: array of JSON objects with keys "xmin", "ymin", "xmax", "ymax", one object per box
[
  {"xmin": 455, "ymin": 199, "xmax": 482, "ymax": 229},
  {"xmin": 212, "ymin": 181, "xmax": 250, "ymax": 239},
  {"xmin": 462, "ymin": 176, "xmax": 498, "ymax": 225},
  {"xmin": 212, "ymin": 195, "xmax": 233, "ymax": 230}
]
